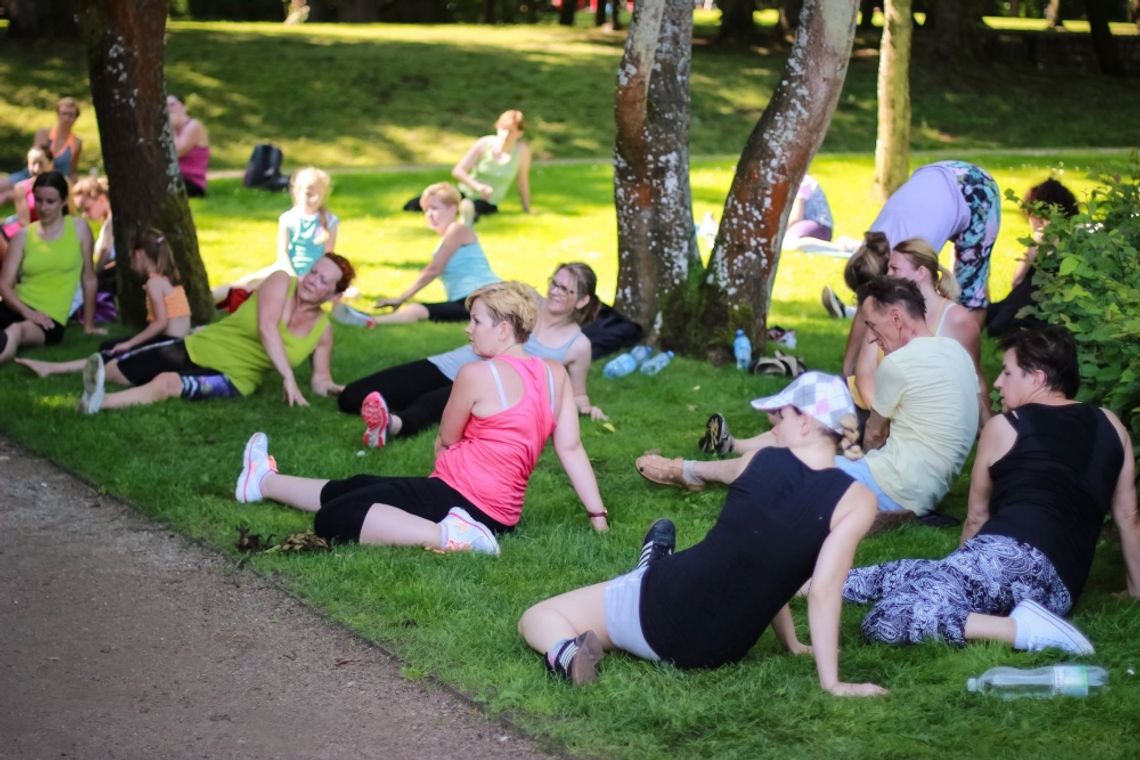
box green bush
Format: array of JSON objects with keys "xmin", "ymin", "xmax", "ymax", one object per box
[{"xmin": 1028, "ymin": 158, "xmax": 1140, "ymax": 454}]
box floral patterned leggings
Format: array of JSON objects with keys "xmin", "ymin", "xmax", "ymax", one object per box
[
  {"xmin": 842, "ymin": 534, "xmax": 1071, "ymax": 646},
  {"xmin": 942, "ymin": 160, "xmax": 1001, "ymax": 309}
]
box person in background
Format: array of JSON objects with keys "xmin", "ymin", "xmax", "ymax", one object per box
[
  {"xmin": 783, "ymin": 173, "xmax": 834, "ymax": 248},
  {"xmin": 167, "ymin": 93, "xmax": 210, "ymax": 197},
  {"xmin": 0, "ymin": 96, "xmax": 84, "ymax": 204},
  {"xmin": 68, "ymin": 176, "xmax": 118, "ymax": 323}
]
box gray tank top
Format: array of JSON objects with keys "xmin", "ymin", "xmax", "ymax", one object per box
[{"xmin": 427, "ymin": 330, "xmax": 581, "ymax": 381}]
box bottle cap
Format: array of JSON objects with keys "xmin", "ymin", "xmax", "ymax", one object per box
[{"xmin": 966, "ymin": 678, "xmax": 978, "ymax": 692}]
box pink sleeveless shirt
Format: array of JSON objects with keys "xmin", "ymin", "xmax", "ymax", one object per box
[{"xmin": 431, "ymin": 355, "xmax": 557, "ymax": 527}]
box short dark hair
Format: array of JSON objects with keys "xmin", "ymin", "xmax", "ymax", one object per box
[
  {"xmin": 32, "ymin": 171, "xmax": 70, "ymax": 208},
  {"xmin": 1024, "ymin": 179, "xmax": 1079, "ymax": 219},
  {"xmin": 856, "ymin": 276, "xmax": 926, "ymax": 320},
  {"xmin": 997, "ymin": 325, "xmax": 1080, "ymax": 399}
]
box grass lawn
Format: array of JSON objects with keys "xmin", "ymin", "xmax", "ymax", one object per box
[{"xmin": 2, "ymin": 19, "xmax": 1139, "ymax": 760}]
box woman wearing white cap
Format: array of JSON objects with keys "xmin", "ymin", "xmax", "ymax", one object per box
[{"xmin": 518, "ymin": 372, "xmax": 884, "ymax": 695}]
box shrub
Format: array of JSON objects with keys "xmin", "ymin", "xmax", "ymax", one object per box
[{"xmin": 1027, "ymin": 158, "xmax": 1140, "ymax": 455}]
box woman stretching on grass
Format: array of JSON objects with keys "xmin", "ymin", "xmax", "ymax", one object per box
[
  {"xmin": 372, "ymin": 182, "xmax": 500, "ymax": 324},
  {"xmin": 18, "ymin": 228, "xmax": 191, "ymax": 378},
  {"xmin": 338, "ymin": 262, "xmax": 607, "ymax": 448},
  {"xmin": 520, "ymin": 372, "xmax": 884, "ymax": 696},
  {"xmin": 75, "ymin": 253, "xmax": 352, "ymax": 413},
  {"xmin": 235, "ymin": 281, "xmax": 609, "ymax": 555}
]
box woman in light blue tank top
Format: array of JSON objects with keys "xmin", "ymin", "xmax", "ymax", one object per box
[
  {"xmin": 339, "ymin": 263, "xmax": 609, "ymax": 443},
  {"xmin": 372, "ymin": 182, "xmax": 500, "ymax": 325}
]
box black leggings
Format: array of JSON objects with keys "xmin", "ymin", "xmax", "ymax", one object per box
[{"xmin": 338, "ymin": 359, "xmax": 454, "ymax": 437}]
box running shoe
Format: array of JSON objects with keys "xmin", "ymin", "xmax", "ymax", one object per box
[
  {"xmin": 235, "ymin": 432, "xmax": 277, "ymax": 503},
  {"xmin": 361, "ymin": 391, "xmax": 390, "ymax": 449},
  {"xmin": 821, "ymin": 285, "xmax": 846, "ymax": 319},
  {"xmin": 439, "ymin": 507, "xmax": 500, "ymax": 556},
  {"xmin": 637, "ymin": 518, "xmax": 676, "ymax": 570},
  {"xmin": 79, "ymin": 353, "xmax": 105, "ymax": 415}
]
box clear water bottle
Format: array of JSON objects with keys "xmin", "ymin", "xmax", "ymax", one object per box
[
  {"xmin": 733, "ymin": 329, "xmax": 752, "ymax": 371},
  {"xmin": 603, "ymin": 345, "xmax": 652, "ymax": 379},
  {"xmin": 640, "ymin": 350, "xmax": 674, "ymax": 376},
  {"xmin": 967, "ymin": 665, "xmax": 1108, "ymax": 699}
]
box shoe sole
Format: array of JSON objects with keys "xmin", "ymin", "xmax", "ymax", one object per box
[
  {"xmin": 1019, "ymin": 599, "xmax": 1095, "ymax": 655},
  {"xmin": 236, "ymin": 433, "xmax": 267, "ymax": 502},
  {"xmin": 81, "ymin": 354, "xmax": 105, "ymax": 414},
  {"xmin": 361, "ymin": 392, "xmax": 389, "ymax": 449},
  {"xmin": 569, "ymin": 631, "xmax": 604, "ymax": 685},
  {"xmin": 821, "ymin": 287, "xmax": 844, "ymax": 319}
]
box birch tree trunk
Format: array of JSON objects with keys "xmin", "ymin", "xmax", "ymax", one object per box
[
  {"xmin": 80, "ymin": 0, "xmax": 213, "ymax": 326},
  {"xmin": 613, "ymin": 0, "xmax": 699, "ymax": 338},
  {"xmin": 872, "ymin": 0, "xmax": 912, "ymax": 204},
  {"xmin": 684, "ymin": 0, "xmax": 857, "ymax": 360}
]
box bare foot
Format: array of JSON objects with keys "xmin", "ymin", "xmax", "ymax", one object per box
[{"xmin": 14, "ymin": 357, "xmax": 52, "ymax": 378}]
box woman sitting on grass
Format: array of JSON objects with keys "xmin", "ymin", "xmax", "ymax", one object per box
[
  {"xmin": 17, "ymin": 228, "xmax": 191, "ymax": 378},
  {"xmin": 372, "ymin": 182, "xmax": 500, "ymax": 325},
  {"xmin": 235, "ymin": 281, "xmax": 609, "ymax": 555},
  {"xmin": 76, "ymin": 253, "xmax": 352, "ymax": 414},
  {"xmin": 520, "ymin": 372, "xmax": 883, "ymax": 695},
  {"xmin": 338, "ymin": 262, "xmax": 607, "ymax": 448}
]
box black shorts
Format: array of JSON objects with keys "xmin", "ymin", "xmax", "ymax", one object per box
[
  {"xmin": 314, "ymin": 474, "xmax": 512, "ymax": 544},
  {"xmin": 183, "ymin": 176, "xmax": 206, "ymax": 197},
  {"xmin": 423, "ymin": 298, "xmax": 471, "ymax": 322},
  {"xmin": 0, "ymin": 301, "xmax": 65, "ymax": 345}
]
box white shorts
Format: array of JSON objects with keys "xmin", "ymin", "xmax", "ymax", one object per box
[{"xmin": 603, "ymin": 566, "xmax": 661, "ymax": 662}]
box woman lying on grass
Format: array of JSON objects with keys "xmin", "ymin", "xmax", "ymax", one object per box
[
  {"xmin": 338, "ymin": 262, "xmax": 607, "ymax": 448},
  {"xmin": 76, "ymin": 253, "xmax": 353, "ymax": 413},
  {"xmin": 520, "ymin": 372, "xmax": 884, "ymax": 695},
  {"xmin": 235, "ymin": 281, "xmax": 609, "ymax": 555}
]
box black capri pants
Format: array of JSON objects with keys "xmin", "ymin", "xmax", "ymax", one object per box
[{"xmin": 338, "ymin": 358, "xmax": 454, "ymax": 437}]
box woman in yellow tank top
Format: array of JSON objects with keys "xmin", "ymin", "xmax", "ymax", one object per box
[{"xmin": 0, "ymin": 172, "xmax": 98, "ymax": 366}]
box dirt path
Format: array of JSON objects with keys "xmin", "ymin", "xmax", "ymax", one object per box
[{"xmin": 0, "ymin": 436, "xmax": 562, "ymax": 760}]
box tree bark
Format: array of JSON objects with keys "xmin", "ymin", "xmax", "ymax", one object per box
[
  {"xmin": 613, "ymin": 0, "xmax": 699, "ymax": 341},
  {"xmin": 872, "ymin": 0, "xmax": 912, "ymax": 203},
  {"xmin": 7, "ymin": 0, "xmax": 79, "ymax": 38},
  {"xmin": 690, "ymin": 0, "xmax": 857, "ymax": 360},
  {"xmin": 79, "ymin": 0, "xmax": 213, "ymax": 327},
  {"xmin": 1086, "ymin": 0, "xmax": 1124, "ymax": 76},
  {"xmin": 921, "ymin": 0, "xmax": 986, "ymax": 68}
]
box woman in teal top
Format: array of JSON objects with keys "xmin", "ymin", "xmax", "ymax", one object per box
[
  {"xmin": 0, "ymin": 171, "xmax": 98, "ymax": 366},
  {"xmin": 76, "ymin": 254, "xmax": 354, "ymax": 414},
  {"xmin": 373, "ymin": 182, "xmax": 500, "ymax": 325}
]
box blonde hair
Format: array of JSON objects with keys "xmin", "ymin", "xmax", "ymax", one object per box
[
  {"xmin": 291, "ymin": 167, "xmax": 332, "ymax": 237},
  {"xmin": 495, "ymin": 109, "xmax": 525, "ymax": 133},
  {"xmin": 465, "ymin": 281, "xmax": 539, "ymax": 343},
  {"xmin": 419, "ymin": 182, "xmax": 461, "ymax": 210},
  {"xmin": 57, "ymin": 96, "xmax": 81, "ymax": 118},
  {"xmin": 845, "ymin": 231, "xmax": 890, "ymax": 292},
  {"xmin": 892, "ymin": 237, "xmax": 960, "ymax": 300},
  {"xmin": 72, "ymin": 175, "xmax": 109, "ymax": 200}
]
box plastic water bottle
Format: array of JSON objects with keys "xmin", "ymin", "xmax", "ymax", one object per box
[
  {"xmin": 639, "ymin": 350, "xmax": 674, "ymax": 376},
  {"xmin": 967, "ymin": 665, "xmax": 1108, "ymax": 699},
  {"xmin": 733, "ymin": 329, "xmax": 752, "ymax": 371},
  {"xmin": 603, "ymin": 345, "xmax": 652, "ymax": 379}
]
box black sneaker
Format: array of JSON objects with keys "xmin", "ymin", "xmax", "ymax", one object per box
[
  {"xmin": 821, "ymin": 286, "xmax": 846, "ymax": 319},
  {"xmin": 637, "ymin": 518, "xmax": 676, "ymax": 570},
  {"xmin": 698, "ymin": 413, "xmax": 733, "ymax": 456}
]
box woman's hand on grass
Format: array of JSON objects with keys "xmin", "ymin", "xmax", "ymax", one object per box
[
  {"xmin": 283, "ymin": 376, "xmax": 309, "ymax": 407},
  {"xmin": 783, "ymin": 639, "xmax": 812, "ymax": 656},
  {"xmin": 373, "ymin": 296, "xmax": 403, "ymax": 310},
  {"xmin": 84, "ymin": 324, "xmax": 107, "ymax": 336},
  {"xmin": 589, "ymin": 514, "xmax": 608, "ymax": 533}
]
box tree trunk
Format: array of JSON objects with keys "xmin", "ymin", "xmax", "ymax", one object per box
[
  {"xmin": 79, "ymin": 0, "xmax": 213, "ymax": 327},
  {"xmin": 613, "ymin": 0, "xmax": 699, "ymax": 342},
  {"xmin": 922, "ymin": 0, "xmax": 986, "ymax": 68},
  {"xmin": 779, "ymin": 0, "xmax": 804, "ymax": 36},
  {"xmin": 872, "ymin": 0, "xmax": 912, "ymax": 203},
  {"xmin": 560, "ymin": 0, "xmax": 577, "ymax": 26},
  {"xmin": 687, "ymin": 0, "xmax": 857, "ymax": 360},
  {"xmin": 1086, "ymin": 0, "xmax": 1124, "ymax": 76},
  {"xmin": 7, "ymin": 0, "xmax": 79, "ymax": 38}
]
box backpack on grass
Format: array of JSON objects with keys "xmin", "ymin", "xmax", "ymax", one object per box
[{"xmin": 243, "ymin": 143, "xmax": 290, "ymax": 191}]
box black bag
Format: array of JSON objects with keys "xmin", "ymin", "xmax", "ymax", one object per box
[
  {"xmin": 582, "ymin": 304, "xmax": 644, "ymax": 361},
  {"xmin": 243, "ymin": 143, "xmax": 289, "ymax": 191}
]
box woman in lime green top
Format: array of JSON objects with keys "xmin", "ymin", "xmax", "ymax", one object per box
[
  {"xmin": 76, "ymin": 254, "xmax": 355, "ymax": 414},
  {"xmin": 0, "ymin": 171, "xmax": 98, "ymax": 365}
]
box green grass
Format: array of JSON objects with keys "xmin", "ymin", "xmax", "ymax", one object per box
[
  {"xmin": 3, "ymin": 154, "xmax": 1139, "ymax": 760},
  {"xmin": 2, "ymin": 19, "xmax": 1139, "ymax": 759}
]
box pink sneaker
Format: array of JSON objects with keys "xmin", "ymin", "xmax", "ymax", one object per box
[{"xmin": 361, "ymin": 391, "xmax": 390, "ymax": 449}]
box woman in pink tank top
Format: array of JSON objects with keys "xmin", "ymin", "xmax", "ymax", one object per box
[
  {"xmin": 234, "ymin": 281, "xmax": 609, "ymax": 556},
  {"xmin": 167, "ymin": 94, "xmax": 210, "ymax": 197}
]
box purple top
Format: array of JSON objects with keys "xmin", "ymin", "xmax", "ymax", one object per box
[{"xmin": 870, "ymin": 162, "xmax": 969, "ymax": 251}]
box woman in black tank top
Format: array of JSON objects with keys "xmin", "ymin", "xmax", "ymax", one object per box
[{"xmin": 519, "ymin": 372, "xmax": 885, "ymax": 696}]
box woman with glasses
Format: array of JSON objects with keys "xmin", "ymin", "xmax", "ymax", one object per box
[
  {"xmin": 0, "ymin": 97, "xmax": 84, "ymax": 205},
  {"xmin": 371, "ymin": 182, "xmax": 500, "ymax": 325},
  {"xmin": 338, "ymin": 262, "xmax": 607, "ymax": 448}
]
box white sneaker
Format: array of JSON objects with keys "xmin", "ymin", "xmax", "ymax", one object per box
[
  {"xmin": 1010, "ymin": 599, "xmax": 1095, "ymax": 655},
  {"xmin": 80, "ymin": 353, "xmax": 105, "ymax": 415},
  {"xmin": 235, "ymin": 432, "xmax": 277, "ymax": 503},
  {"xmin": 331, "ymin": 302, "xmax": 376, "ymax": 328},
  {"xmin": 439, "ymin": 507, "xmax": 500, "ymax": 556}
]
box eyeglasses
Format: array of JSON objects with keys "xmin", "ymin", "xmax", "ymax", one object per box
[{"xmin": 547, "ymin": 278, "xmax": 576, "ymax": 296}]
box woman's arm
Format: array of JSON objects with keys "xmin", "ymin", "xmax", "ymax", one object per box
[
  {"xmin": 1103, "ymin": 410, "xmax": 1140, "ymax": 596},
  {"xmin": 70, "ymin": 136, "xmax": 83, "ymax": 183},
  {"xmin": 112, "ymin": 277, "xmax": 171, "ymax": 352},
  {"xmin": 841, "ymin": 319, "xmax": 868, "ymax": 376},
  {"xmin": 274, "ymin": 214, "xmax": 295, "ymax": 272},
  {"xmin": 436, "ymin": 362, "xmax": 482, "ymax": 451},
  {"xmin": 515, "ymin": 142, "xmax": 532, "ymax": 212},
  {"xmin": 323, "ymin": 217, "xmax": 338, "ymax": 253},
  {"xmin": 564, "ymin": 334, "xmax": 606, "ymax": 420},
  {"xmin": 0, "ymin": 232, "xmax": 53, "ymax": 330},
  {"xmin": 807, "ymin": 485, "xmax": 885, "ymax": 697},
  {"xmin": 451, "ymin": 137, "xmax": 493, "ymax": 199},
  {"xmin": 13, "ymin": 184, "xmax": 31, "ymax": 227},
  {"xmin": 256, "ymin": 271, "xmax": 306, "ymax": 406},
  {"xmin": 550, "ymin": 367, "xmax": 608, "ymax": 532},
  {"xmin": 377, "ymin": 224, "xmax": 471, "ymax": 308},
  {"xmin": 1010, "ymin": 246, "xmax": 1037, "ymax": 289},
  {"xmin": 771, "ymin": 604, "xmax": 811, "ymax": 654},
  {"xmin": 309, "ymin": 324, "xmax": 341, "ymax": 397},
  {"xmin": 173, "ymin": 119, "xmax": 204, "ymax": 158},
  {"xmin": 852, "ymin": 338, "xmax": 878, "ymax": 412},
  {"xmin": 76, "ymin": 218, "xmax": 99, "ymax": 334},
  {"xmin": 944, "ymin": 307, "xmax": 992, "ymax": 427}
]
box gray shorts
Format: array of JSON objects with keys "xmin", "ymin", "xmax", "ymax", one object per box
[{"xmin": 603, "ymin": 566, "xmax": 660, "ymax": 662}]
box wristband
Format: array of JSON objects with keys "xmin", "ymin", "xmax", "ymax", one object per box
[{"xmin": 587, "ymin": 509, "xmax": 608, "ymax": 519}]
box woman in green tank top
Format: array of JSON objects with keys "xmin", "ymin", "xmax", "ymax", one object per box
[
  {"xmin": 0, "ymin": 171, "xmax": 98, "ymax": 365},
  {"xmin": 76, "ymin": 255, "xmax": 355, "ymax": 414}
]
